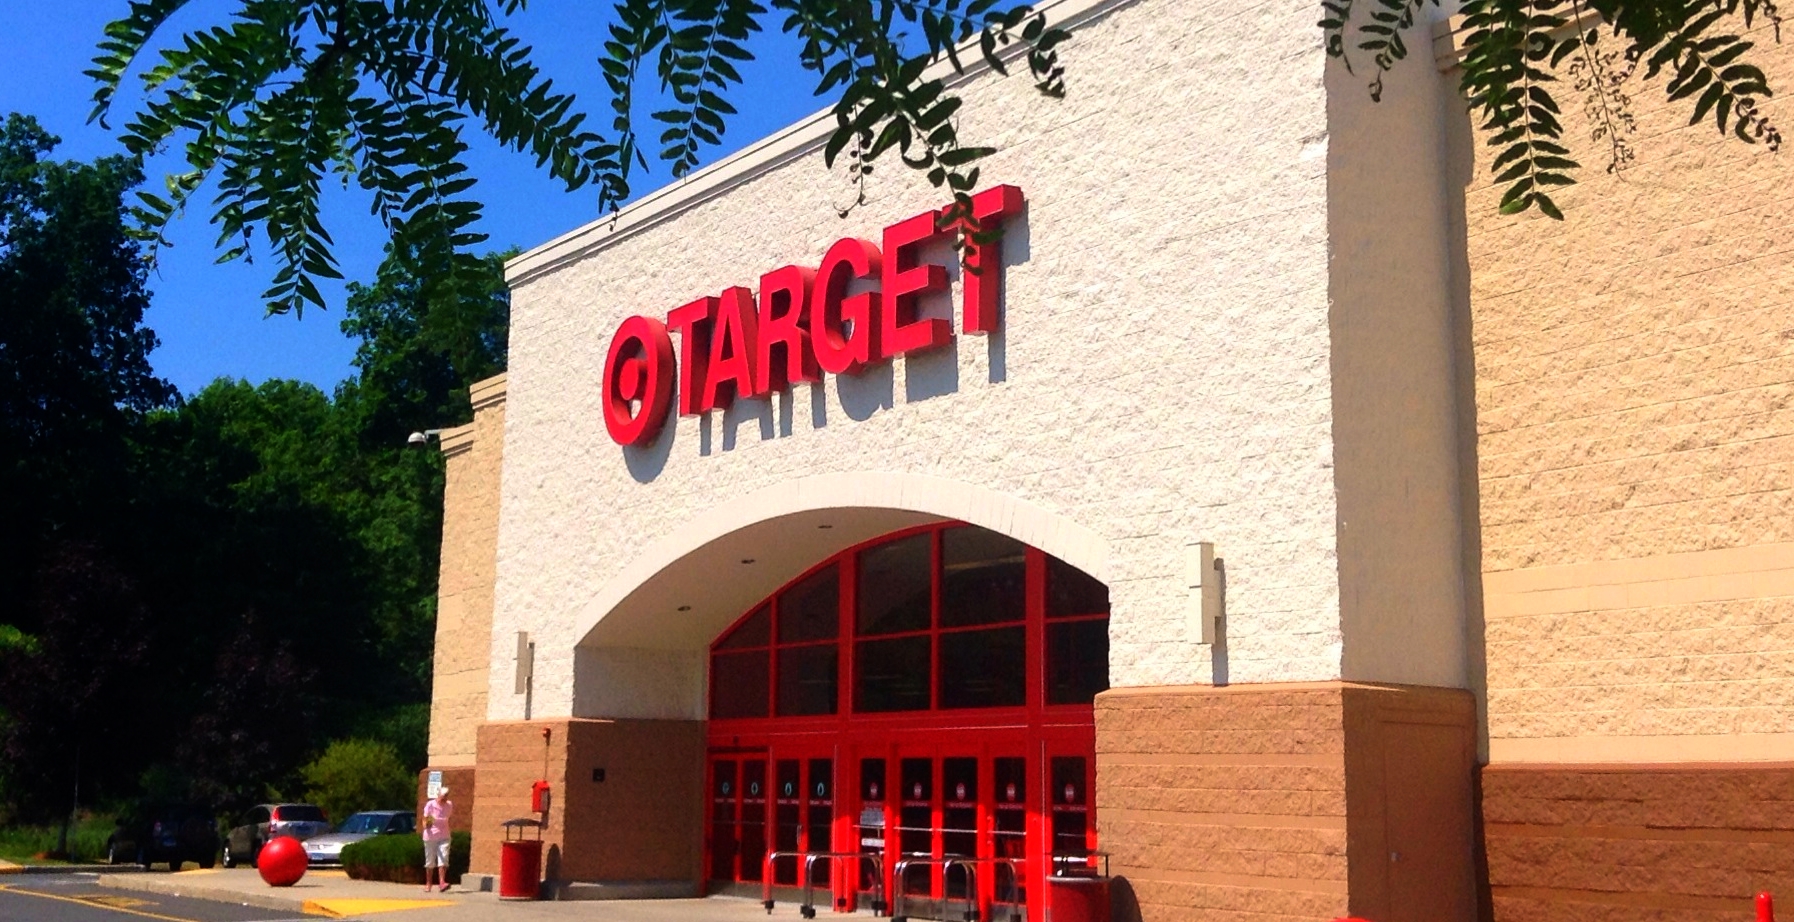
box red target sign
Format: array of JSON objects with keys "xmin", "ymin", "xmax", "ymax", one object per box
[
  {"xmin": 602, "ymin": 315, "xmax": 675, "ymax": 446},
  {"xmin": 597, "ymin": 185, "xmax": 1025, "ymax": 446}
]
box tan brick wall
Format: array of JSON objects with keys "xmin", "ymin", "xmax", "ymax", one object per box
[
  {"xmin": 1483, "ymin": 763, "xmax": 1794, "ymax": 920},
  {"xmin": 1096, "ymin": 682, "xmax": 1475, "ymax": 922},
  {"xmin": 469, "ymin": 718, "xmax": 705, "ymax": 884},
  {"xmin": 414, "ymin": 767, "xmax": 476, "ymax": 835},
  {"xmin": 471, "ymin": 719, "xmax": 568, "ymax": 877},
  {"xmin": 1464, "ymin": 22, "xmax": 1794, "ymax": 751},
  {"xmin": 428, "ymin": 374, "xmax": 507, "ymax": 767}
]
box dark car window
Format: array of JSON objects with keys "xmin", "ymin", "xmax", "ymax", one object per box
[
  {"xmin": 392, "ymin": 814, "xmax": 415, "ymax": 833},
  {"xmin": 275, "ymin": 805, "xmax": 326, "ymax": 823},
  {"xmin": 338, "ymin": 813, "xmax": 385, "ymax": 834}
]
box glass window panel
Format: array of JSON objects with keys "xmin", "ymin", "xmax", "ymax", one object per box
[
  {"xmin": 717, "ymin": 604, "xmax": 771, "ymax": 649},
  {"xmin": 1046, "ymin": 556, "xmax": 1108, "ymax": 619},
  {"xmin": 740, "ymin": 761, "xmax": 766, "ymax": 881},
  {"xmin": 1046, "ymin": 619, "xmax": 1110, "ymax": 705},
  {"xmin": 898, "ymin": 758, "xmax": 933, "ymax": 890},
  {"xmin": 778, "ymin": 564, "xmax": 840, "ymax": 643},
  {"xmin": 939, "ymin": 527, "xmax": 1026, "ymax": 628},
  {"xmin": 776, "ymin": 644, "xmax": 838, "ymax": 716},
  {"xmin": 854, "ymin": 635, "xmax": 931, "ymax": 712},
  {"xmin": 1050, "ymin": 757, "xmax": 1090, "ymax": 858},
  {"xmin": 993, "ymin": 757, "xmax": 1027, "ymax": 863},
  {"xmin": 859, "ymin": 758, "xmax": 887, "ymax": 805},
  {"xmin": 773, "ymin": 760, "xmax": 801, "ymax": 884},
  {"xmin": 939, "ymin": 626, "xmax": 1026, "ymax": 709},
  {"xmin": 710, "ymin": 650, "xmax": 770, "ymax": 718},
  {"xmin": 856, "ymin": 533, "xmax": 932, "ymax": 636}
]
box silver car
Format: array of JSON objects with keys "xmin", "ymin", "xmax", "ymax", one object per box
[
  {"xmin": 303, "ymin": 811, "xmax": 417, "ymax": 866},
  {"xmin": 222, "ymin": 803, "xmax": 331, "ymax": 868}
]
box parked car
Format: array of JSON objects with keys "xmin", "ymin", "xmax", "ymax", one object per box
[
  {"xmin": 221, "ymin": 803, "xmax": 330, "ymax": 868},
  {"xmin": 107, "ymin": 803, "xmax": 219, "ymax": 872},
  {"xmin": 301, "ymin": 811, "xmax": 416, "ymax": 866}
]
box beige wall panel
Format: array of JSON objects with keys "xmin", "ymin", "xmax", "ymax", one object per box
[
  {"xmin": 1466, "ymin": 20, "xmax": 1794, "ymax": 751},
  {"xmin": 428, "ymin": 377, "xmax": 507, "ymax": 767}
]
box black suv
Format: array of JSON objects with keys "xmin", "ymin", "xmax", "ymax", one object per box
[{"xmin": 107, "ymin": 804, "xmax": 219, "ymax": 872}]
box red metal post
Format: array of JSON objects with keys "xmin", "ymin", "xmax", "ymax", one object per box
[{"xmin": 1758, "ymin": 891, "xmax": 1775, "ymax": 922}]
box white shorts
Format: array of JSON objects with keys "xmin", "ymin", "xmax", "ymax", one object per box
[{"xmin": 424, "ymin": 837, "xmax": 450, "ymax": 868}]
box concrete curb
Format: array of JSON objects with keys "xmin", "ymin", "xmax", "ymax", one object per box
[{"xmin": 96, "ymin": 873, "xmax": 310, "ymax": 915}]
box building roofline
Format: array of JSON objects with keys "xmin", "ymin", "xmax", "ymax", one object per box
[{"xmin": 502, "ymin": 0, "xmax": 1140, "ymax": 289}]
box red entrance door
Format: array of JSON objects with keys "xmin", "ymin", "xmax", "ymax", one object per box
[
  {"xmin": 708, "ymin": 729, "xmax": 1089, "ymax": 920},
  {"xmin": 701, "ymin": 523, "xmax": 1110, "ymax": 920}
]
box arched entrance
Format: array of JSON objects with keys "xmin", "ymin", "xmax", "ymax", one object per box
[{"xmin": 703, "ymin": 521, "xmax": 1109, "ymax": 920}]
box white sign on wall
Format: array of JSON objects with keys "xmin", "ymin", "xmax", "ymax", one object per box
[{"xmin": 426, "ymin": 770, "xmax": 443, "ymax": 800}]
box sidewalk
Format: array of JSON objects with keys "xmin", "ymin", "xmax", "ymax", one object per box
[{"xmin": 99, "ymin": 868, "xmax": 798, "ymax": 920}]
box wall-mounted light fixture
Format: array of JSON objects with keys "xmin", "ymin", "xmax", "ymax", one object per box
[{"xmin": 1186, "ymin": 542, "xmax": 1223, "ymax": 645}]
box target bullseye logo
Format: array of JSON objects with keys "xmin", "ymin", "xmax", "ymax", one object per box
[{"xmin": 602, "ymin": 315, "xmax": 675, "ymax": 446}]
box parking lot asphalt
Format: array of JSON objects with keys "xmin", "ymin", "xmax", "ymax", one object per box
[{"xmin": 0, "ymin": 874, "xmax": 309, "ymax": 922}]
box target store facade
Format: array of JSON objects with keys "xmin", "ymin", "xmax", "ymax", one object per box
[{"xmin": 419, "ymin": 0, "xmax": 1794, "ymax": 918}]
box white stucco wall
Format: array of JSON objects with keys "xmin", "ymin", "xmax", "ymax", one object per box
[{"xmin": 490, "ymin": 0, "xmax": 1356, "ymax": 721}]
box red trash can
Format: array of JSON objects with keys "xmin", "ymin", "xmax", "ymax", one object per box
[
  {"xmin": 1046, "ymin": 871, "xmax": 1111, "ymax": 922},
  {"xmin": 498, "ymin": 818, "xmax": 544, "ymax": 901}
]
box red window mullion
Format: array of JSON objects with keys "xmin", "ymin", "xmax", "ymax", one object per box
[
  {"xmin": 839, "ymin": 549, "xmax": 856, "ymax": 720},
  {"xmin": 768, "ymin": 596, "xmax": 781, "ymax": 721},
  {"xmin": 929, "ymin": 527, "xmax": 942, "ymax": 712},
  {"xmin": 1025, "ymin": 546, "xmax": 1046, "ymax": 722}
]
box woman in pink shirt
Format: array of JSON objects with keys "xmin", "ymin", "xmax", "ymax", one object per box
[{"xmin": 422, "ymin": 788, "xmax": 453, "ymax": 892}]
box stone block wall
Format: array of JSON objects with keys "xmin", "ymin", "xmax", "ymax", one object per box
[
  {"xmin": 469, "ymin": 718, "xmax": 705, "ymax": 884},
  {"xmin": 1096, "ymin": 682, "xmax": 1476, "ymax": 922},
  {"xmin": 415, "ymin": 767, "xmax": 476, "ymax": 835},
  {"xmin": 1460, "ymin": 21, "xmax": 1794, "ymax": 760},
  {"xmin": 1483, "ymin": 764, "xmax": 1794, "ymax": 920},
  {"xmin": 1455, "ymin": 13, "xmax": 1794, "ymax": 921},
  {"xmin": 471, "ymin": 719, "xmax": 570, "ymax": 877}
]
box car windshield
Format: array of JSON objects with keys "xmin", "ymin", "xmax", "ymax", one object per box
[{"xmin": 337, "ymin": 813, "xmax": 385, "ymax": 834}]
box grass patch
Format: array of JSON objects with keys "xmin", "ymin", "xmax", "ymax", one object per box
[{"xmin": 0, "ymin": 813, "xmax": 115, "ymax": 864}]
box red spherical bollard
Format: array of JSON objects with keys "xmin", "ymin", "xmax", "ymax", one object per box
[{"xmin": 257, "ymin": 836, "xmax": 308, "ymax": 887}]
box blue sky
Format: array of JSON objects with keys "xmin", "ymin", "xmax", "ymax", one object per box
[{"xmin": 0, "ymin": 2, "xmax": 825, "ymax": 396}]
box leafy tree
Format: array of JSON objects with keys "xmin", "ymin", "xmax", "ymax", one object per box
[
  {"xmin": 329, "ymin": 247, "xmax": 509, "ymax": 697},
  {"xmin": 85, "ymin": 0, "xmax": 1068, "ymax": 317},
  {"xmin": 86, "ymin": 0, "xmax": 1782, "ymax": 311},
  {"xmin": 1325, "ymin": 0, "xmax": 1783, "ymax": 219},
  {"xmin": 174, "ymin": 612, "xmax": 320, "ymax": 810},
  {"xmin": 0, "ymin": 113, "xmax": 174, "ymax": 614},
  {"xmin": 0, "ymin": 112, "xmax": 507, "ymax": 820},
  {"xmin": 300, "ymin": 739, "xmax": 417, "ymax": 823},
  {"xmin": 0, "ymin": 113, "xmax": 172, "ymax": 824},
  {"xmin": 0, "ymin": 542, "xmax": 154, "ymax": 827}
]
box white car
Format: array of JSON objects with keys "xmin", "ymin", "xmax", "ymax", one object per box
[{"xmin": 302, "ymin": 811, "xmax": 417, "ymax": 866}]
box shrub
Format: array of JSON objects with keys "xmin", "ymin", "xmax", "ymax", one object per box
[
  {"xmin": 0, "ymin": 813, "xmax": 114, "ymax": 863},
  {"xmin": 299, "ymin": 739, "xmax": 414, "ymax": 826},
  {"xmin": 341, "ymin": 831, "xmax": 468, "ymax": 884}
]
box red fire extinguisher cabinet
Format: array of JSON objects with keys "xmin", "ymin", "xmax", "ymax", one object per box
[{"xmin": 498, "ymin": 818, "xmax": 544, "ymax": 901}]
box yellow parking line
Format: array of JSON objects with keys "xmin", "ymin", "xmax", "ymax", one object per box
[
  {"xmin": 0, "ymin": 884, "xmax": 204, "ymax": 922},
  {"xmin": 300, "ymin": 897, "xmax": 453, "ymax": 917}
]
